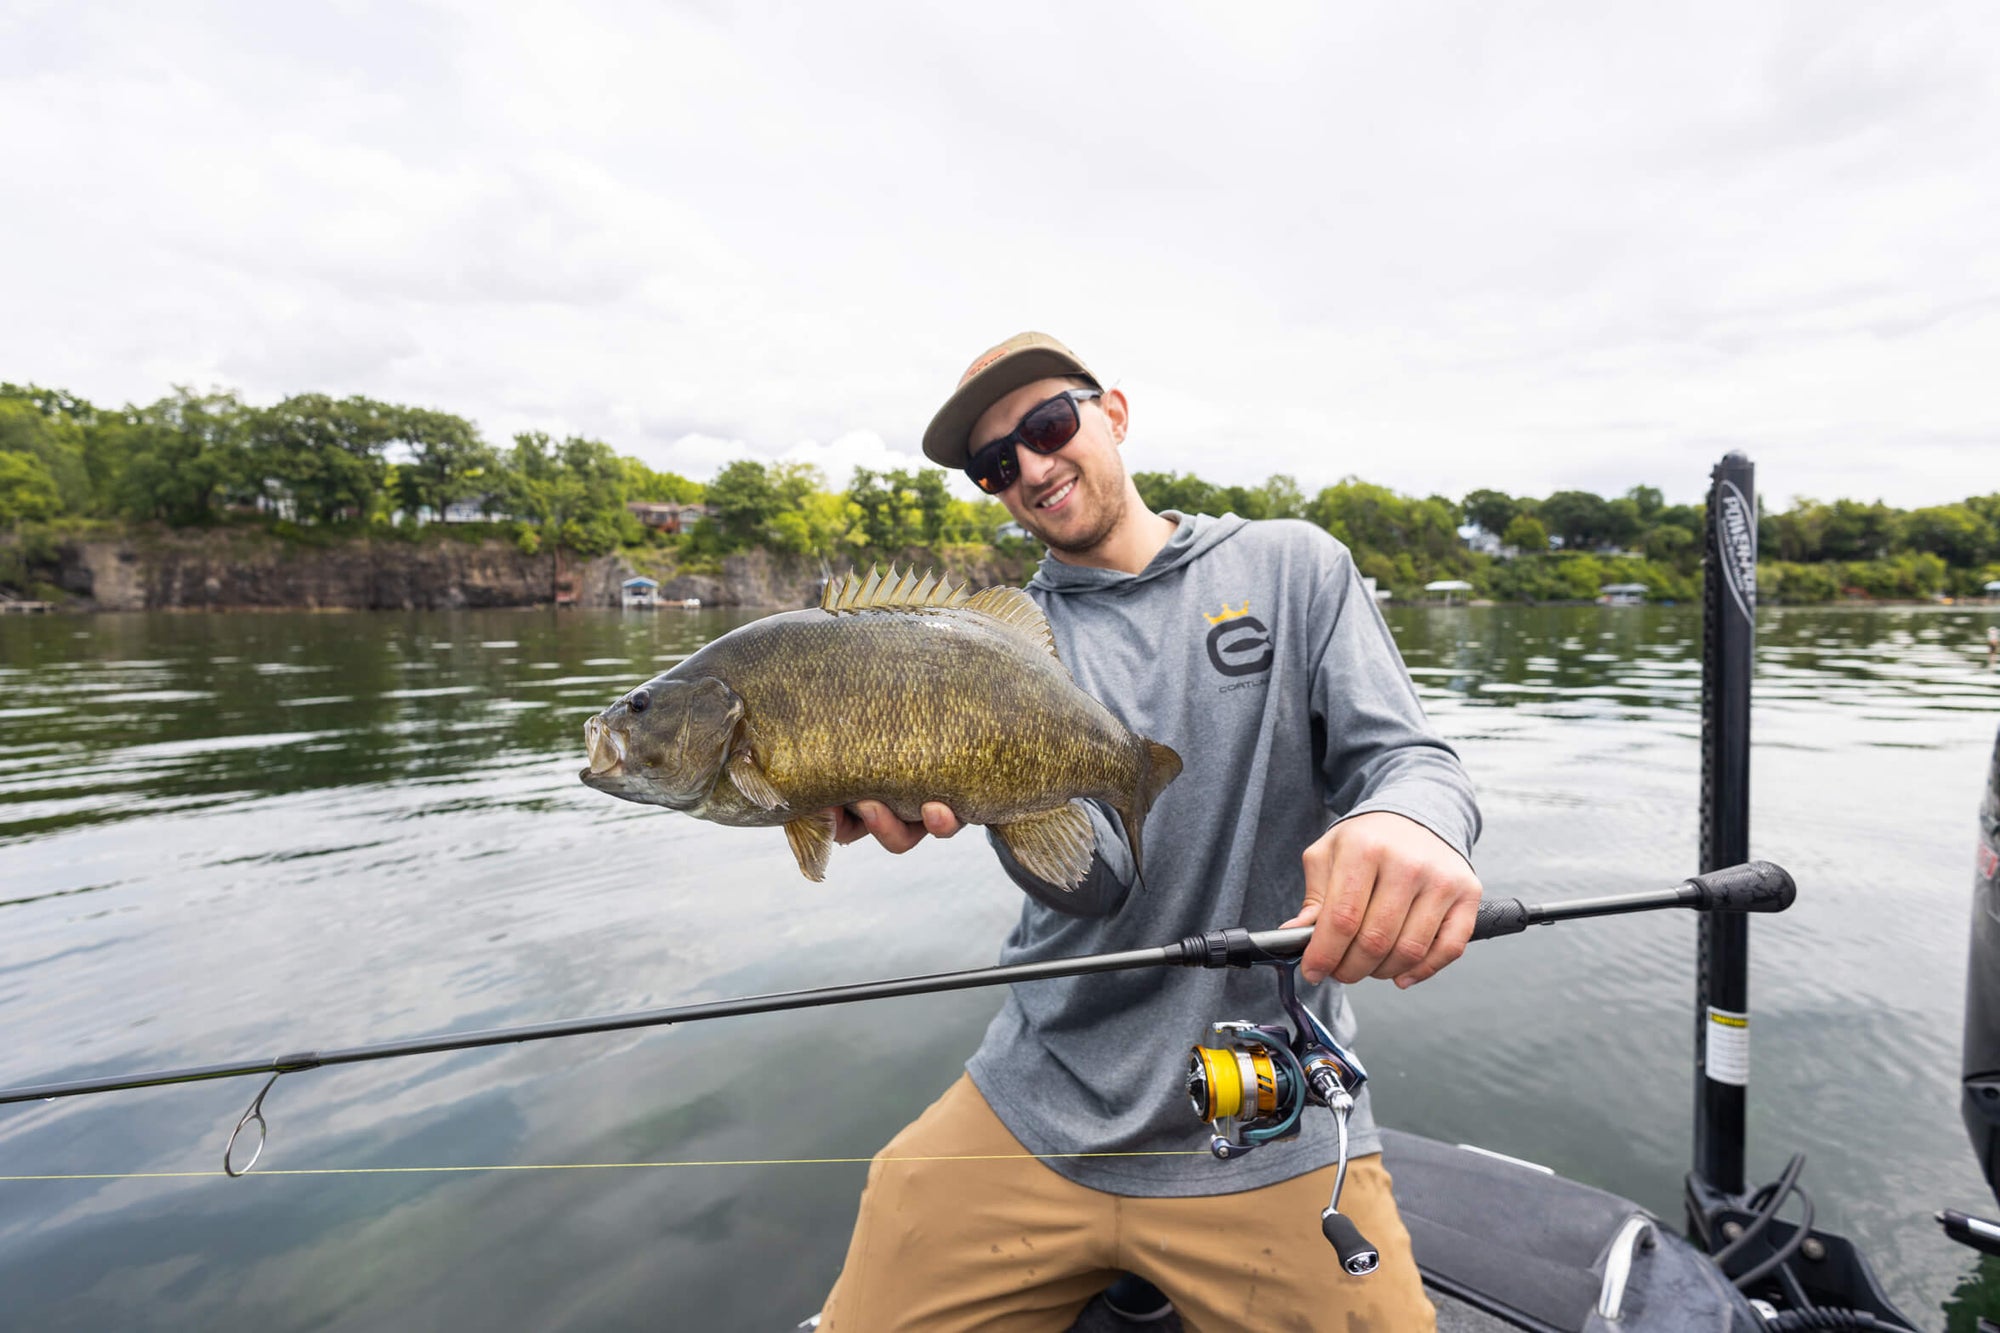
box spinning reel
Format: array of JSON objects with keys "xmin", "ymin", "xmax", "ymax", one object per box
[{"xmin": 1185, "ymin": 954, "xmax": 1380, "ymax": 1276}]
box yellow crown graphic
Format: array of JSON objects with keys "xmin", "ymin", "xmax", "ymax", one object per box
[{"xmin": 1204, "ymin": 600, "xmax": 1251, "ymax": 625}]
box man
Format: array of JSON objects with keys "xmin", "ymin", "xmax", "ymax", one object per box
[{"xmin": 819, "ymin": 333, "xmax": 1482, "ymax": 1331}]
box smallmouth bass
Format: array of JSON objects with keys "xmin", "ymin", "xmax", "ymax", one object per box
[{"xmin": 580, "ymin": 566, "xmax": 1181, "ymax": 886}]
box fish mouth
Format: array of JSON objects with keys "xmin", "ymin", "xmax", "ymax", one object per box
[{"xmin": 583, "ymin": 714, "xmax": 628, "ymax": 778}]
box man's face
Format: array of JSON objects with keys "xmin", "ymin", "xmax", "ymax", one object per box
[{"xmin": 970, "ymin": 377, "xmax": 1129, "ymax": 556}]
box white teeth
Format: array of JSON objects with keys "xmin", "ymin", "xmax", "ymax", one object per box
[{"xmin": 1038, "ymin": 479, "xmax": 1076, "ymax": 509}]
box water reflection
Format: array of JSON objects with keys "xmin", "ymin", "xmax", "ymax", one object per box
[{"xmin": 0, "ymin": 604, "xmax": 1996, "ymax": 1328}]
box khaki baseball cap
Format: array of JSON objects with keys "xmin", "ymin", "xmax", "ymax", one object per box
[{"xmin": 921, "ymin": 332, "xmax": 1101, "ymax": 469}]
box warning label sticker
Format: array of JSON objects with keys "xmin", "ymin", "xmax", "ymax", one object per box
[{"xmin": 1707, "ymin": 1007, "xmax": 1749, "ymax": 1086}]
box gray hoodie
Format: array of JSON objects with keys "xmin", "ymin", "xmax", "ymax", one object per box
[{"xmin": 966, "ymin": 512, "xmax": 1480, "ymax": 1196}]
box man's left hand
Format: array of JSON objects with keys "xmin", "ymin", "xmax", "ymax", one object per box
[{"xmin": 1280, "ymin": 811, "xmax": 1482, "ymax": 989}]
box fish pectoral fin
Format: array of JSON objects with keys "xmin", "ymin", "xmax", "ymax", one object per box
[
  {"xmin": 994, "ymin": 802, "xmax": 1095, "ymax": 891},
  {"xmin": 727, "ymin": 749, "xmax": 784, "ymax": 810},
  {"xmin": 785, "ymin": 811, "xmax": 838, "ymax": 882}
]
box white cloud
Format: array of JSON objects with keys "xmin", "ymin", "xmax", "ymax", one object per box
[{"xmin": 2, "ymin": 0, "xmax": 1995, "ymax": 508}]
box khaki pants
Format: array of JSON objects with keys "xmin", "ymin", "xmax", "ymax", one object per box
[{"xmin": 822, "ymin": 1075, "xmax": 1435, "ymax": 1333}]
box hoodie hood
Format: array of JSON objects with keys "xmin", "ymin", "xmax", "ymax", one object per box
[{"xmin": 1027, "ymin": 511, "xmax": 1249, "ymax": 596}]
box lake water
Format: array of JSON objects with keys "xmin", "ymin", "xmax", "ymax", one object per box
[{"xmin": 1, "ymin": 604, "xmax": 1997, "ymax": 1329}]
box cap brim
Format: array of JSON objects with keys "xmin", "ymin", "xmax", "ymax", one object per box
[{"xmin": 921, "ymin": 347, "xmax": 1098, "ymax": 469}]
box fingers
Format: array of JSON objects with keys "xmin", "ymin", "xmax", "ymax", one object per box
[
  {"xmin": 1279, "ymin": 900, "xmax": 1321, "ymax": 931},
  {"xmin": 1366, "ymin": 866, "xmax": 1447, "ymax": 982},
  {"xmin": 1300, "ymin": 832, "xmax": 1374, "ymax": 985},
  {"xmin": 1395, "ymin": 886, "xmax": 1481, "ymax": 989},
  {"xmin": 1332, "ymin": 861, "xmax": 1421, "ymax": 985},
  {"xmin": 1296, "ymin": 812, "xmax": 1483, "ymax": 988},
  {"xmin": 839, "ymin": 801, "xmax": 961, "ymax": 854},
  {"xmin": 830, "ymin": 806, "xmax": 870, "ymax": 845}
]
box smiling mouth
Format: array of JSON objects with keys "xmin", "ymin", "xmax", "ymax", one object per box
[{"xmin": 1035, "ymin": 478, "xmax": 1078, "ymax": 511}]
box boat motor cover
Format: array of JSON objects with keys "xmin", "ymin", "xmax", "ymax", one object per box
[
  {"xmin": 1965, "ymin": 725, "xmax": 2000, "ymax": 1208},
  {"xmin": 1381, "ymin": 1130, "xmax": 1761, "ymax": 1332}
]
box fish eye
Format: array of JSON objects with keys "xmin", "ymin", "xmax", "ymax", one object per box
[{"xmin": 627, "ymin": 689, "xmax": 651, "ymax": 714}]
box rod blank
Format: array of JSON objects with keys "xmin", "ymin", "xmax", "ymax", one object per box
[{"xmin": 0, "ymin": 864, "xmax": 1792, "ymax": 1109}]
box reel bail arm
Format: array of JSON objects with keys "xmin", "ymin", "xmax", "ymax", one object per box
[{"xmin": 1186, "ymin": 960, "xmax": 1380, "ymax": 1275}]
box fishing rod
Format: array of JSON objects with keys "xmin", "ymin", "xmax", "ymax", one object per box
[{"xmin": 1, "ymin": 860, "xmax": 1794, "ymax": 1253}]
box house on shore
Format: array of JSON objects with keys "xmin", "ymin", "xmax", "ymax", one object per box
[{"xmin": 627, "ymin": 501, "xmax": 716, "ymax": 534}]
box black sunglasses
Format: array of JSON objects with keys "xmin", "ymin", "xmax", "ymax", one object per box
[{"xmin": 965, "ymin": 389, "xmax": 1101, "ymax": 495}]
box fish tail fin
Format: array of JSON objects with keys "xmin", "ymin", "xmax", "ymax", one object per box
[{"xmin": 1118, "ymin": 737, "xmax": 1183, "ymax": 888}]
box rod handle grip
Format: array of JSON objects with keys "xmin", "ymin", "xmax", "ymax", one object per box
[
  {"xmin": 1471, "ymin": 898, "xmax": 1529, "ymax": 941},
  {"xmin": 1321, "ymin": 1209, "xmax": 1380, "ymax": 1275},
  {"xmin": 1686, "ymin": 861, "xmax": 1795, "ymax": 913}
]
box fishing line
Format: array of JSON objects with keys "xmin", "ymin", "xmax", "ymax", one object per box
[{"xmin": 2, "ymin": 1148, "xmax": 1210, "ymax": 1183}]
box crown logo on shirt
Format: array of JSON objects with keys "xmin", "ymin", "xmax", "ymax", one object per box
[{"xmin": 1203, "ymin": 600, "xmax": 1251, "ymax": 625}]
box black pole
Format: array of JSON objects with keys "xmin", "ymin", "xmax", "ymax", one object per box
[
  {"xmin": 1695, "ymin": 451, "xmax": 1758, "ymax": 1196},
  {"xmin": 0, "ymin": 868, "xmax": 1795, "ymax": 1110}
]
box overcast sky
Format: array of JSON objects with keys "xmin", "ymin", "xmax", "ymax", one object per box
[{"xmin": 4, "ymin": 1, "xmax": 1995, "ymax": 508}]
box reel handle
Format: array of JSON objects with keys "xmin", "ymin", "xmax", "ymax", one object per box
[{"xmin": 1320, "ymin": 1208, "xmax": 1380, "ymax": 1276}]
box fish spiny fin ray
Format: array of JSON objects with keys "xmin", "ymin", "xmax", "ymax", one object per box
[
  {"xmin": 784, "ymin": 810, "xmax": 837, "ymax": 882},
  {"xmin": 819, "ymin": 566, "xmax": 974, "ymax": 616},
  {"xmin": 727, "ymin": 749, "xmax": 783, "ymax": 810},
  {"xmin": 994, "ymin": 802, "xmax": 1094, "ymax": 890},
  {"xmin": 963, "ymin": 586, "xmax": 1059, "ymax": 657}
]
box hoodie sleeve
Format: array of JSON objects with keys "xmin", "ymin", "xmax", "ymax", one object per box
[
  {"xmin": 1311, "ymin": 541, "xmax": 1481, "ymax": 863},
  {"xmin": 985, "ymin": 800, "xmax": 1135, "ymax": 917}
]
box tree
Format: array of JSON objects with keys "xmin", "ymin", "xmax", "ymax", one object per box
[
  {"xmin": 104, "ymin": 388, "xmax": 251, "ymax": 524},
  {"xmin": 911, "ymin": 468, "xmax": 951, "ymax": 544},
  {"xmin": 1462, "ymin": 488, "xmax": 1519, "ymax": 536},
  {"xmin": 497, "ymin": 431, "xmax": 633, "ymax": 554},
  {"xmin": 1540, "ymin": 490, "xmax": 1613, "ymax": 550},
  {"xmin": 0, "ymin": 398, "xmax": 91, "ymax": 514},
  {"xmin": 706, "ymin": 460, "xmax": 781, "ymax": 548},
  {"xmin": 620, "ymin": 459, "xmax": 704, "ymax": 504},
  {"xmin": 1818, "ymin": 499, "xmax": 1895, "ymax": 561},
  {"xmin": 388, "ymin": 407, "xmax": 494, "ymax": 519},
  {"xmin": 1901, "ymin": 503, "xmax": 1990, "ymax": 567},
  {"xmin": 0, "ymin": 450, "xmax": 61, "ymax": 522},
  {"xmin": 248, "ymin": 394, "xmax": 396, "ymax": 523},
  {"xmin": 1624, "ymin": 485, "xmax": 1664, "ymax": 522},
  {"xmin": 847, "ymin": 467, "xmax": 924, "ymax": 549},
  {"xmin": 1131, "ymin": 471, "xmax": 1224, "ymax": 516},
  {"xmin": 1251, "ymin": 474, "xmax": 1306, "ymax": 521},
  {"xmin": 1502, "ymin": 513, "xmax": 1548, "ymax": 552}
]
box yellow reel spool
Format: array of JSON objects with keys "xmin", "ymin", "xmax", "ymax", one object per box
[{"xmin": 1187, "ymin": 1044, "xmax": 1281, "ymax": 1122}]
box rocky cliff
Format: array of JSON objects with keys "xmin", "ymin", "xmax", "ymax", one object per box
[{"xmin": 32, "ymin": 530, "xmax": 1032, "ymax": 612}]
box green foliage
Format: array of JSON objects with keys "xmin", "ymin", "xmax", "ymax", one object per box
[
  {"xmin": 0, "ymin": 450, "xmax": 62, "ymax": 522},
  {"xmin": 1502, "ymin": 513, "xmax": 1548, "ymax": 553},
  {"xmin": 1462, "ymin": 488, "xmax": 1518, "ymax": 536},
  {"xmin": 848, "ymin": 467, "xmax": 925, "ymax": 549},
  {"xmin": 1131, "ymin": 470, "xmax": 1308, "ymax": 521},
  {"xmin": 0, "ymin": 396, "xmax": 92, "ymax": 513},
  {"xmin": 388, "ymin": 406, "xmax": 494, "ymax": 519},
  {"xmin": 620, "ymin": 459, "xmax": 704, "ymax": 504},
  {"xmin": 7, "ymin": 374, "xmax": 1996, "ymax": 606},
  {"xmin": 498, "ymin": 431, "xmax": 635, "ymax": 555},
  {"xmin": 247, "ymin": 394, "xmax": 396, "ymax": 524},
  {"xmin": 102, "ymin": 388, "xmax": 250, "ymax": 524}
]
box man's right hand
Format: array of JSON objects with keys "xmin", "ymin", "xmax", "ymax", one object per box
[{"xmin": 831, "ymin": 800, "xmax": 963, "ymax": 853}]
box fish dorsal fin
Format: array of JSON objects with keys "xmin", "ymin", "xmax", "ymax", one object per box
[
  {"xmin": 820, "ymin": 564, "xmax": 972, "ymax": 615},
  {"xmin": 963, "ymin": 585, "xmax": 1058, "ymax": 658}
]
